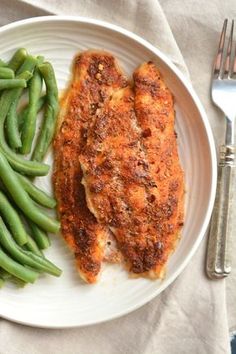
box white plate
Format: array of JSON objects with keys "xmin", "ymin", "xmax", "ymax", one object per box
[{"xmin": 0, "ymin": 16, "xmax": 216, "ymax": 328}]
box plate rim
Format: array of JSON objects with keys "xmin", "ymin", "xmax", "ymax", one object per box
[{"xmin": 0, "ymin": 15, "xmax": 217, "ymax": 328}]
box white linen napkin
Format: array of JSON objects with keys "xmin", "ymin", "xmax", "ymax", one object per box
[{"xmin": 0, "ymin": 1, "xmax": 234, "ymax": 353}]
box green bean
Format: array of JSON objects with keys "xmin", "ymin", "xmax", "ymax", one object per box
[
  {"xmin": 0, "ymin": 190, "xmax": 28, "ymax": 246},
  {"xmin": 17, "ymin": 56, "xmax": 44, "ymax": 144},
  {"xmin": 0, "ymin": 72, "xmax": 49, "ymax": 176},
  {"xmin": 4, "ymin": 70, "xmax": 31, "ymax": 152},
  {"xmin": 0, "ymin": 59, "xmax": 7, "ymax": 67},
  {"xmin": 0, "ymin": 152, "xmax": 60, "ymax": 233},
  {"xmin": 16, "ymin": 173, "xmax": 56, "ymax": 208},
  {"xmin": 16, "ymin": 55, "xmax": 37, "ymax": 75},
  {"xmin": 24, "ymin": 234, "xmax": 43, "ymax": 256},
  {"xmin": 21, "ymin": 66, "xmax": 43, "ymax": 154},
  {"xmin": 6, "ymin": 99, "xmax": 22, "ymax": 149},
  {"xmin": 31, "ymin": 256, "xmax": 60, "ymax": 276},
  {"xmin": 32, "ymin": 62, "xmax": 59, "ymax": 162},
  {"xmin": 0, "ymin": 67, "xmax": 14, "ymax": 79},
  {"xmin": 5, "ymin": 70, "xmax": 33, "ymax": 150},
  {"xmin": 0, "ymin": 245, "xmax": 38, "ymax": 283},
  {"xmin": 28, "ymin": 221, "xmax": 50, "ymax": 249},
  {"xmin": 0, "ymin": 218, "xmax": 61, "ymax": 276},
  {"xmin": 18, "ymin": 95, "xmax": 46, "ymax": 132},
  {"xmin": 0, "ymin": 79, "xmax": 26, "ymax": 90},
  {"xmin": 8, "ymin": 48, "xmax": 28, "ymax": 72}
]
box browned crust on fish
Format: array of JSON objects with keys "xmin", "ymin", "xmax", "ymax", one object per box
[
  {"xmin": 133, "ymin": 61, "xmax": 185, "ymax": 276},
  {"xmin": 53, "ymin": 50, "xmax": 128, "ymax": 283}
]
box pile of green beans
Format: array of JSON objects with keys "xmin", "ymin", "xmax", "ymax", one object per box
[{"xmin": 0, "ymin": 48, "xmax": 61, "ymax": 287}]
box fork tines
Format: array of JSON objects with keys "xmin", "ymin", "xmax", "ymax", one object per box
[{"xmin": 213, "ymin": 19, "xmax": 236, "ymax": 79}]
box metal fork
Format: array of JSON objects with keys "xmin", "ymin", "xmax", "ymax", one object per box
[{"xmin": 206, "ymin": 19, "xmax": 236, "ymax": 279}]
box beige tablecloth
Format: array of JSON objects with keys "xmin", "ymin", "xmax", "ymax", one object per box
[{"xmin": 0, "ymin": 1, "xmax": 235, "ymax": 353}]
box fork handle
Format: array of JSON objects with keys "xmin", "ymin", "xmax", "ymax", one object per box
[{"xmin": 206, "ymin": 145, "xmax": 235, "ymax": 279}]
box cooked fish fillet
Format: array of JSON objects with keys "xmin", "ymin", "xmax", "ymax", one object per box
[
  {"xmin": 80, "ymin": 62, "xmax": 184, "ymax": 278},
  {"xmin": 133, "ymin": 61, "xmax": 185, "ymax": 276},
  {"xmin": 53, "ymin": 50, "xmax": 128, "ymax": 283}
]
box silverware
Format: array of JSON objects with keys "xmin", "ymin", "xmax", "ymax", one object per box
[{"xmin": 206, "ymin": 19, "xmax": 236, "ymax": 279}]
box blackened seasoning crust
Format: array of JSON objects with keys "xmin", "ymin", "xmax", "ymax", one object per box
[{"xmin": 53, "ymin": 50, "xmax": 127, "ymax": 283}]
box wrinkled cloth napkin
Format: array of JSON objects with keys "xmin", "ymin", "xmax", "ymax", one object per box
[{"xmin": 0, "ymin": 0, "xmax": 235, "ymax": 353}]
